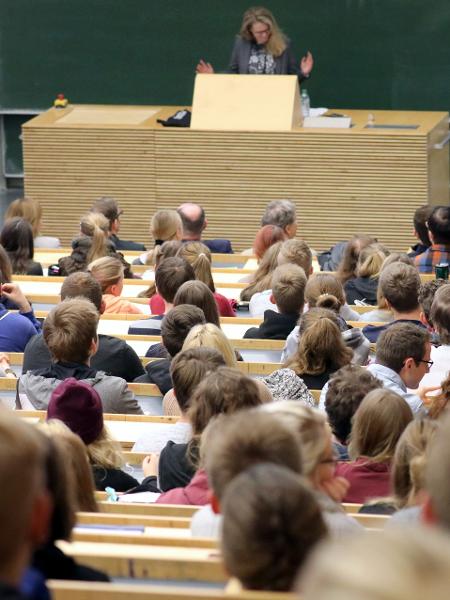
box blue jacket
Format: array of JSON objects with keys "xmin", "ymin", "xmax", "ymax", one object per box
[{"xmin": 0, "ymin": 304, "xmax": 42, "ymax": 352}]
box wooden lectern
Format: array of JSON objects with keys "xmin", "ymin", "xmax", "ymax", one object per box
[{"xmin": 191, "ymin": 74, "xmax": 301, "ymax": 131}]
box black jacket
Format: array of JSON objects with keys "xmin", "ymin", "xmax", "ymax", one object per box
[
  {"xmin": 58, "ymin": 237, "xmax": 133, "ymax": 279},
  {"xmin": 110, "ymin": 234, "xmax": 146, "ymax": 252},
  {"xmin": 244, "ymin": 310, "xmax": 299, "ymax": 340},
  {"xmin": 33, "ymin": 543, "xmax": 109, "ymax": 582},
  {"xmin": 158, "ymin": 441, "xmax": 198, "ymax": 491},
  {"xmin": 134, "ymin": 358, "xmax": 172, "ymax": 394},
  {"xmin": 344, "ymin": 276, "xmax": 378, "ymax": 305},
  {"xmin": 92, "ymin": 466, "xmax": 139, "ymax": 492},
  {"xmin": 23, "ymin": 333, "xmax": 144, "ymax": 382}
]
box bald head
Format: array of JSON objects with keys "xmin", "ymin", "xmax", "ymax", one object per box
[{"xmin": 177, "ymin": 203, "xmax": 206, "ymax": 239}]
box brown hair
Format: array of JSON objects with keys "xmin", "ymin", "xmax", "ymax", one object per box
[
  {"xmin": 160, "ymin": 304, "xmax": 206, "ymax": 357},
  {"xmin": 426, "ymin": 412, "xmax": 450, "ymax": 530},
  {"xmin": 43, "ymin": 298, "xmax": 99, "ymax": 363},
  {"xmin": 240, "ymin": 241, "xmax": 282, "ymax": 301},
  {"xmin": 427, "ymin": 205, "xmax": 450, "ymax": 245},
  {"xmin": 419, "ymin": 279, "xmax": 448, "ymax": 328},
  {"xmin": 177, "ymin": 242, "xmax": 215, "ymax": 293},
  {"xmin": 271, "ymin": 263, "xmax": 306, "ymax": 315},
  {"xmin": 278, "ymin": 239, "xmax": 313, "ymax": 275},
  {"xmin": 336, "ymin": 235, "xmax": 375, "ymax": 284},
  {"xmin": 170, "ymin": 347, "xmax": 226, "ymax": 413},
  {"xmin": 41, "ymin": 420, "xmax": 98, "ymax": 513},
  {"xmin": 413, "ymin": 205, "xmax": 434, "ymax": 246},
  {"xmin": 0, "ymin": 217, "xmax": 35, "ymax": 274},
  {"xmin": 376, "ymin": 322, "xmax": 430, "ymax": 373},
  {"xmin": 154, "ymin": 256, "xmax": 195, "ymax": 304},
  {"xmin": 392, "ymin": 419, "xmax": 438, "ymax": 509},
  {"xmin": 239, "ymin": 6, "xmax": 287, "ymax": 57},
  {"xmin": 0, "ymin": 244, "xmax": 12, "ymax": 283},
  {"xmin": 88, "ymin": 256, "xmax": 124, "ymax": 293},
  {"xmin": 430, "ymin": 284, "xmax": 450, "ymax": 344},
  {"xmin": 205, "ymin": 409, "xmax": 303, "ymax": 500},
  {"xmin": 91, "ymin": 196, "xmax": 121, "ymax": 230},
  {"xmin": 60, "ymin": 272, "xmax": 103, "ymax": 312},
  {"xmin": 140, "ymin": 240, "xmax": 183, "ymax": 295},
  {"xmin": 182, "ymin": 323, "xmax": 237, "ymax": 367},
  {"xmin": 356, "ymin": 243, "xmax": 389, "ymax": 278},
  {"xmin": 325, "ymin": 365, "xmax": 383, "ymax": 444},
  {"xmin": 221, "ymin": 464, "xmax": 327, "ymax": 591},
  {"xmin": 285, "ymin": 308, "xmax": 353, "ymax": 375},
  {"xmin": 305, "ymin": 273, "xmax": 346, "ymax": 310},
  {"xmin": 253, "ymin": 225, "xmax": 286, "ymax": 260},
  {"xmin": 379, "ymin": 262, "xmax": 421, "ymax": 312},
  {"xmin": 79, "ymin": 212, "xmax": 109, "ymax": 264},
  {"xmin": 376, "ymin": 253, "xmax": 416, "ymax": 309},
  {"xmin": 0, "ymin": 414, "xmax": 47, "ymax": 568},
  {"xmin": 174, "ymin": 280, "xmax": 220, "ymax": 326},
  {"xmin": 349, "ymin": 389, "xmax": 413, "ymax": 463},
  {"xmin": 5, "ymin": 196, "xmax": 42, "ymax": 238}
]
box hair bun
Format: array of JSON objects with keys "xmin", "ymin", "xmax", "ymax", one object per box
[{"xmin": 316, "ymin": 293, "xmax": 341, "ymax": 312}]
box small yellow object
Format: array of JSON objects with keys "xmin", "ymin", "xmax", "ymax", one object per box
[{"xmin": 54, "ymin": 93, "xmax": 69, "ymax": 108}]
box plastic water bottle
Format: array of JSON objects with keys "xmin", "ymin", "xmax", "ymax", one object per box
[{"xmin": 301, "ymin": 89, "xmax": 310, "ymax": 119}]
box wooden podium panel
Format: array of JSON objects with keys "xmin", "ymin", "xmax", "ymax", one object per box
[
  {"xmin": 22, "ymin": 105, "xmax": 449, "ymax": 252},
  {"xmin": 191, "ymin": 74, "xmax": 301, "ymax": 131}
]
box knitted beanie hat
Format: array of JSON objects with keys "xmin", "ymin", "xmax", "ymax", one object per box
[{"xmin": 47, "ymin": 377, "xmax": 103, "ymax": 445}]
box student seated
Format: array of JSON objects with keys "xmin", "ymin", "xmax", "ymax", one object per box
[
  {"xmin": 244, "ymin": 263, "xmax": 306, "ymax": 340},
  {"xmin": 343, "ymin": 242, "xmax": 388, "ymax": 305},
  {"xmin": 0, "ymin": 217, "xmax": 43, "ymax": 275},
  {"xmin": 335, "ymin": 234, "xmax": 375, "ymax": 285},
  {"xmin": 423, "ymin": 284, "xmax": 450, "ymax": 384},
  {"xmin": 5, "ymin": 196, "xmax": 61, "ymax": 248},
  {"xmin": 265, "ymin": 308, "xmax": 352, "ymax": 399},
  {"xmin": 177, "ymin": 202, "xmax": 233, "ymax": 253},
  {"xmin": 47, "ymin": 379, "xmax": 149, "ymax": 491},
  {"xmin": 91, "ymin": 196, "xmax": 146, "ymax": 251},
  {"xmin": 418, "ymin": 278, "xmax": 447, "ymax": 341},
  {"xmin": 362, "ymin": 262, "xmax": 426, "ymax": 343},
  {"xmin": 88, "ymin": 256, "xmax": 143, "ymax": 314},
  {"xmin": 135, "ymin": 304, "xmax": 206, "ymax": 393},
  {"xmin": 133, "ymin": 347, "xmax": 225, "ymax": 453},
  {"xmin": 134, "ymin": 209, "xmax": 183, "ymax": 266},
  {"xmin": 222, "ymin": 464, "xmax": 327, "ymax": 592},
  {"xmin": 408, "ymin": 204, "xmax": 434, "ymax": 258},
  {"xmin": 23, "ymin": 272, "xmax": 144, "ymax": 381},
  {"xmin": 0, "ymin": 282, "xmax": 42, "ymax": 352},
  {"xmin": 249, "ymin": 224, "xmax": 286, "ymax": 261},
  {"xmin": 240, "ymin": 242, "xmax": 283, "ymax": 302},
  {"xmin": 249, "ymin": 239, "xmax": 313, "ymax": 315},
  {"xmin": 322, "ymin": 365, "xmax": 382, "ymax": 460},
  {"xmin": 18, "ymin": 298, "xmax": 143, "ymax": 414},
  {"xmin": 128, "ymin": 257, "xmax": 195, "ymax": 335},
  {"xmin": 0, "ymin": 413, "xmax": 51, "ymax": 600},
  {"xmin": 152, "ymin": 367, "xmax": 264, "ymax": 501},
  {"xmin": 414, "ymin": 205, "xmax": 450, "ymax": 273},
  {"xmin": 335, "ymin": 389, "xmax": 413, "ymax": 503}
]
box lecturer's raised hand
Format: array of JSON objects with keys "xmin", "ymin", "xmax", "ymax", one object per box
[
  {"xmin": 300, "ymin": 51, "xmax": 314, "ymax": 76},
  {"xmin": 196, "ymin": 59, "xmax": 215, "ymax": 74}
]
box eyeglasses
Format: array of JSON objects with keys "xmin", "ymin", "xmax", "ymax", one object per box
[{"xmin": 418, "ymin": 359, "xmax": 434, "ymax": 368}]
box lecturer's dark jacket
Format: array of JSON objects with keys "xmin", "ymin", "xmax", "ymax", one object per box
[{"xmin": 228, "ymin": 38, "xmax": 308, "ymax": 82}]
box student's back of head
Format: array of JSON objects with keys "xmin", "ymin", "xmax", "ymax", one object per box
[
  {"xmin": 305, "ymin": 273, "xmax": 346, "ymax": 310},
  {"xmin": 5, "ymin": 196, "xmax": 42, "ymax": 238},
  {"xmin": 155, "ymin": 256, "xmax": 195, "ymax": 304},
  {"xmin": 337, "ymin": 234, "xmax": 375, "ymax": 284},
  {"xmin": 261, "ymin": 199, "xmax": 297, "ymax": 237},
  {"xmin": 379, "ymin": 262, "xmax": 421, "ymax": 313},
  {"xmin": 177, "ymin": 242, "xmax": 215, "ymax": 292},
  {"xmin": 419, "ymin": 279, "xmax": 448, "ymax": 328},
  {"xmin": 430, "ymin": 284, "xmax": 450, "ymax": 343},
  {"xmin": 413, "ymin": 205, "xmax": 434, "ymax": 247},
  {"xmin": 182, "ymin": 323, "xmax": 237, "ymax": 367},
  {"xmin": 0, "ymin": 217, "xmax": 35, "ymax": 273},
  {"xmin": 253, "ymin": 225, "xmax": 286, "ymax": 259},
  {"xmin": 170, "ymin": 347, "xmax": 226, "ymax": 414},
  {"xmin": 240, "ymin": 241, "xmax": 283, "ymax": 301},
  {"xmin": 88, "ymin": 256, "xmax": 124, "ymax": 294},
  {"xmin": 427, "ymin": 205, "xmax": 450, "ymax": 245},
  {"xmin": 271, "ymin": 263, "xmax": 306, "ymax": 315},
  {"xmin": 425, "ymin": 411, "xmax": 450, "ymax": 530},
  {"xmin": 43, "ymin": 298, "xmax": 99, "ymax": 363},
  {"xmin": 278, "ymin": 239, "xmax": 312, "ymax": 275},
  {"xmin": 356, "ymin": 242, "xmax": 389, "ymax": 279},
  {"xmin": 160, "ymin": 304, "xmax": 206, "ymax": 357},
  {"xmin": 174, "ymin": 280, "xmax": 220, "ymax": 326},
  {"xmin": 151, "ymin": 209, "xmax": 182, "ymax": 244},
  {"xmin": 60, "ymin": 271, "xmax": 103, "ymax": 312},
  {"xmin": 79, "ymin": 212, "xmax": 110, "ymax": 264},
  {"xmin": 221, "ymin": 463, "xmax": 327, "ymax": 591}
]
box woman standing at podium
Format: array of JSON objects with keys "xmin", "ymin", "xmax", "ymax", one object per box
[{"xmin": 196, "ymin": 6, "xmax": 313, "ymax": 81}]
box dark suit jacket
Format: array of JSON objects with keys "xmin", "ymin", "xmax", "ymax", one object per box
[
  {"xmin": 110, "ymin": 234, "xmax": 146, "ymax": 251},
  {"xmin": 203, "ymin": 239, "xmax": 234, "ymax": 254},
  {"xmin": 228, "ymin": 37, "xmax": 308, "ymax": 82}
]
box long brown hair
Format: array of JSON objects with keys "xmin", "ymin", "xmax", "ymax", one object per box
[
  {"xmin": 5, "ymin": 196, "xmax": 42, "ymax": 238},
  {"xmin": 285, "ymin": 308, "xmax": 353, "ymax": 375},
  {"xmin": 240, "ymin": 241, "xmax": 282, "ymax": 301},
  {"xmin": 0, "ymin": 217, "xmax": 35, "ymax": 274},
  {"xmin": 139, "ymin": 240, "xmax": 183, "ymax": 298},
  {"xmin": 336, "ymin": 235, "xmax": 375, "ymax": 284},
  {"xmin": 174, "ymin": 280, "xmax": 220, "ymax": 327}
]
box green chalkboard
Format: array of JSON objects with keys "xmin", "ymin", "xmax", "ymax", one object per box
[{"xmin": 1, "ymin": 0, "xmax": 449, "ymax": 112}]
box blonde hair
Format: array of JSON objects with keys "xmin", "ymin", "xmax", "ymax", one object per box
[
  {"xmin": 392, "ymin": 419, "xmax": 438, "ymax": 508},
  {"xmin": 241, "ymin": 241, "xmax": 282, "ymax": 301},
  {"xmin": 305, "ymin": 273, "xmax": 346, "ymax": 310},
  {"xmin": 239, "ymin": 6, "xmax": 287, "ymax": 57},
  {"xmin": 263, "ymin": 402, "xmax": 330, "ymax": 479},
  {"xmin": 40, "ymin": 420, "xmax": 98, "ymax": 513},
  {"xmin": 88, "ymin": 256, "xmax": 124, "ymax": 293},
  {"xmin": 5, "ymin": 196, "xmax": 42, "ymax": 237},
  {"xmin": 177, "ymin": 241, "xmax": 215, "ymax": 292},
  {"xmin": 349, "ymin": 389, "xmax": 413, "ymax": 463},
  {"xmin": 286, "ymin": 308, "xmax": 353, "ymax": 375},
  {"xmin": 356, "ymin": 242, "xmax": 389, "ymax": 279},
  {"xmin": 151, "ymin": 209, "xmax": 182, "ymax": 243},
  {"xmin": 300, "ymin": 527, "xmax": 450, "ymax": 600},
  {"xmin": 86, "ymin": 426, "xmax": 125, "ymax": 470},
  {"xmin": 278, "ymin": 239, "xmax": 313, "ymax": 275},
  {"xmin": 182, "ymin": 323, "xmax": 237, "ymax": 367},
  {"xmin": 80, "ymin": 212, "xmax": 109, "ymax": 264}
]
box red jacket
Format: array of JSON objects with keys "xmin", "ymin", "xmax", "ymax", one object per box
[
  {"xmin": 150, "ymin": 293, "xmax": 236, "ymax": 317},
  {"xmin": 335, "ymin": 458, "xmax": 391, "ymax": 504},
  {"xmin": 156, "ymin": 469, "xmax": 209, "ymax": 505}
]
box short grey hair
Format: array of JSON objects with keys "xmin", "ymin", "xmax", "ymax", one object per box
[{"xmin": 261, "ymin": 200, "xmax": 296, "ymax": 230}]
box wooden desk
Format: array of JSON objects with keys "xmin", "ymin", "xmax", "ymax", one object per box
[{"xmin": 23, "ymin": 105, "xmax": 449, "ymax": 251}]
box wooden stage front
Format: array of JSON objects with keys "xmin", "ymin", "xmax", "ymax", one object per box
[{"xmin": 22, "ymin": 105, "xmax": 449, "ymax": 251}]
